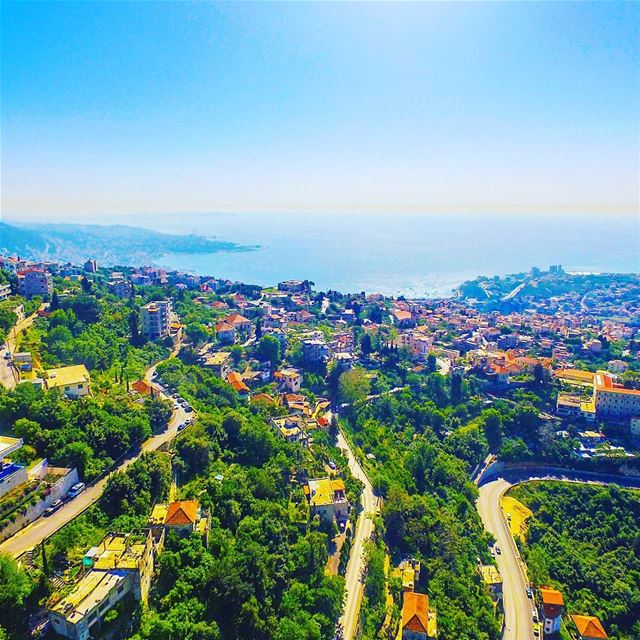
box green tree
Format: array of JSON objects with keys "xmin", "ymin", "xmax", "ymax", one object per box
[
  {"xmin": 339, "ymin": 367, "xmax": 371, "ymax": 408},
  {"xmin": 145, "ymin": 396, "xmax": 172, "ymax": 432},
  {"xmin": 256, "ymin": 334, "xmax": 280, "ymax": 365}
]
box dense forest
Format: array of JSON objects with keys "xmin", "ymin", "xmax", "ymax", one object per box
[{"xmin": 509, "ymin": 481, "xmax": 640, "ymax": 640}]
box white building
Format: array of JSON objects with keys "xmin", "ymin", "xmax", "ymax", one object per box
[{"xmin": 141, "ymin": 300, "xmax": 172, "ymax": 340}]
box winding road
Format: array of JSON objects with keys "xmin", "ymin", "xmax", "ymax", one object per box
[
  {"xmin": 477, "ymin": 465, "xmax": 640, "ymax": 640},
  {"xmin": 0, "ymin": 359, "xmax": 189, "ymax": 559},
  {"xmin": 0, "ymin": 305, "xmax": 46, "ymax": 390},
  {"xmin": 336, "ymin": 427, "xmax": 377, "ymax": 640}
]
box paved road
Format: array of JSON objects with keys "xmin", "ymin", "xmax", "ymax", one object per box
[
  {"xmin": 336, "ymin": 427, "xmax": 377, "ymax": 640},
  {"xmin": 0, "ymin": 307, "xmax": 44, "ymax": 389},
  {"xmin": 477, "ymin": 465, "xmax": 640, "ymax": 640},
  {"xmin": 477, "ymin": 479, "xmax": 535, "ymax": 640},
  {"xmin": 0, "ymin": 360, "xmax": 189, "ymax": 559}
]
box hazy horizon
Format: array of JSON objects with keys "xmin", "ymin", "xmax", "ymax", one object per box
[{"xmin": 2, "ymin": 2, "xmax": 639, "ymax": 220}]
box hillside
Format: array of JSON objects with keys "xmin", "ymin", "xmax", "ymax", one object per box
[{"xmin": 0, "ymin": 221, "xmax": 256, "ymax": 265}]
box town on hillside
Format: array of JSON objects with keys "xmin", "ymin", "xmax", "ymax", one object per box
[{"xmin": 0, "ymin": 255, "xmax": 638, "ymax": 640}]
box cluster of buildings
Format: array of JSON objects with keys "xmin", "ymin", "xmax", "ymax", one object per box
[
  {"xmin": 537, "ymin": 587, "xmax": 609, "ymax": 640},
  {"xmin": 556, "ymin": 369, "xmax": 640, "ymax": 431},
  {"xmin": 46, "ymin": 499, "xmax": 209, "ymax": 640}
]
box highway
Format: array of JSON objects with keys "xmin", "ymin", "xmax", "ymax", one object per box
[
  {"xmin": 336, "ymin": 427, "xmax": 377, "ymax": 640},
  {"xmin": 477, "ymin": 465, "xmax": 640, "ymax": 640},
  {"xmin": 0, "ymin": 360, "xmax": 189, "ymax": 559}
]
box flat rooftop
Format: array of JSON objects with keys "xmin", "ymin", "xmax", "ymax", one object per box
[{"xmin": 0, "ymin": 436, "xmax": 23, "ymax": 459}]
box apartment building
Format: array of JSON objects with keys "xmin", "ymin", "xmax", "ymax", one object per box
[
  {"xmin": 48, "ymin": 532, "xmax": 154, "ymax": 640},
  {"xmin": 17, "ymin": 269, "xmax": 53, "ymax": 299},
  {"xmin": 108, "ymin": 279, "xmax": 132, "ymax": 299},
  {"xmin": 0, "ymin": 283, "xmax": 10, "ymax": 301},
  {"xmin": 302, "ymin": 338, "xmax": 330, "ymax": 362},
  {"xmin": 141, "ymin": 300, "xmax": 172, "ymax": 340},
  {"xmin": 593, "ymin": 373, "xmax": 640, "ymax": 420}
]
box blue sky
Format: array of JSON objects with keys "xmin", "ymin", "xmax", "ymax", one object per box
[{"xmin": 2, "ymin": 1, "xmax": 639, "ymax": 219}]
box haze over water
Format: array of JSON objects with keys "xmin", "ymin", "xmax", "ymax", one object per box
[{"xmin": 148, "ymin": 212, "xmax": 639, "ymax": 297}]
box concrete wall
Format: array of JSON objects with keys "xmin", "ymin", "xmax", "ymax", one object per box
[
  {"xmin": 0, "ymin": 467, "xmax": 79, "ymax": 543},
  {"xmin": 0, "ymin": 466, "xmax": 28, "ymax": 499}
]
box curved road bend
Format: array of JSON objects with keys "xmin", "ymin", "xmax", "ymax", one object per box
[
  {"xmin": 477, "ymin": 466, "xmax": 640, "ymax": 640},
  {"xmin": 336, "ymin": 428, "xmax": 377, "ymax": 640},
  {"xmin": 477, "ymin": 479, "xmax": 535, "ymax": 640},
  {"xmin": 0, "ymin": 362, "xmax": 188, "ymax": 559}
]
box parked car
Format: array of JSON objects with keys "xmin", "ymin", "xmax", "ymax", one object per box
[
  {"xmin": 67, "ymin": 482, "xmax": 86, "ymax": 499},
  {"xmin": 177, "ymin": 422, "xmax": 187, "ymax": 432},
  {"xmin": 495, "ymin": 546, "xmax": 501, "ymax": 555},
  {"xmin": 44, "ymin": 499, "xmax": 63, "ymax": 516},
  {"xmin": 184, "ymin": 405, "xmax": 193, "ymax": 413},
  {"xmin": 328, "ymin": 461, "xmax": 337, "ymax": 470},
  {"xmin": 526, "ymin": 587, "xmax": 533, "ymax": 599}
]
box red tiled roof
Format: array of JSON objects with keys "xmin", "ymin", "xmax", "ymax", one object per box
[
  {"xmin": 165, "ymin": 500, "xmax": 198, "ymax": 526},
  {"xmin": 571, "ymin": 615, "xmax": 608, "ymax": 639},
  {"xmin": 402, "ymin": 591, "xmax": 429, "ymax": 633},
  {"xmin": 540, "ymin": 587, "xmax": 564, "ymax": 606},
  {"xmin": 227, "ymin": 372, "xmax": 250, "ymax": 393},
  {"xmin": 132, "ymin": 380, "xmax": 152, "ymax": 395}
]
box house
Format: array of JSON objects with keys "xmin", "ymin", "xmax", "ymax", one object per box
[
  {"xmin": 539, "ymin": 587, "xmax": 564, "ymax": 636},
  {"xmin": 0, "ymin": 283, "xmax": 10, "ymax": 301},
  {"xmin": 250, "ymin": 393, "xmax": 277, "ymax": 407},
  {"xmin": 148, "ymin": 500, "xmax": 209, "ymax": 543},
  {"xmin": 201, "ymin": 351, "xmax": 231, "ymax": 378},
  {"xmin": 131, "ymin": 380, "xmax": 152, "ymax": 396},
  {"xmin": 393, "ymin": 309, "xmax": 416, "ymax": 328},
  {"xmin": 13, "ymin": 352, "xmax": 32, "ymax": 372},
  {"xmin": 480, "ymin": 565, "xmax": 503, "ymax": 602},
  {"xmin": 304, "ymin": 478, "xmax": 349, "ymax": 523},
  {"xmin": 214, "ymin": 321, "xmax": 236, "ymax": 344},
  {"xmin": 44, "ymin": 365, "xmax": 91, "ymax": 398},
  {"xmin": 275, "ymin": 367, "xmax": 303, "ymax": 393},
  {"xmin": 399, "ymin": 591, "xmax": 437, "ymax": 639},
  {"xmin": 227, "ymin": 372, "xmax": 250, "ymax": 396},
  {"xmin": 554, "ymin": 369, "xmax": 596, "ymax": 387},
  {"xmin": 570, "ymin": 615, "xmax": 608, "ymax": 640},
  {"xmin": 48, "ymin": 532, "xmax": 154, "ymax": 640},
  {"xmin": 272, "ymin": 415, "xmax": 310, "ymax": 445},
  {"xmin": 556, "ymin": 393, "xmax": 596, "ymax": 422},
  {"xmin": 224, "ymin": 313, "xmax": 252, "ymax": 333},
  {"xmin": 393, "ymin": 558, "xmax": 421, "ymax": 592}
]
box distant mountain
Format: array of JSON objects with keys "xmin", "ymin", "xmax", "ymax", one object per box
[
  {"xmin": 0, "ymin": 221, "xmax": 257, "ymax": 265},
  {"xmin": 0, "ymin": 222, "xmax": 49, "ymax": 256}
]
